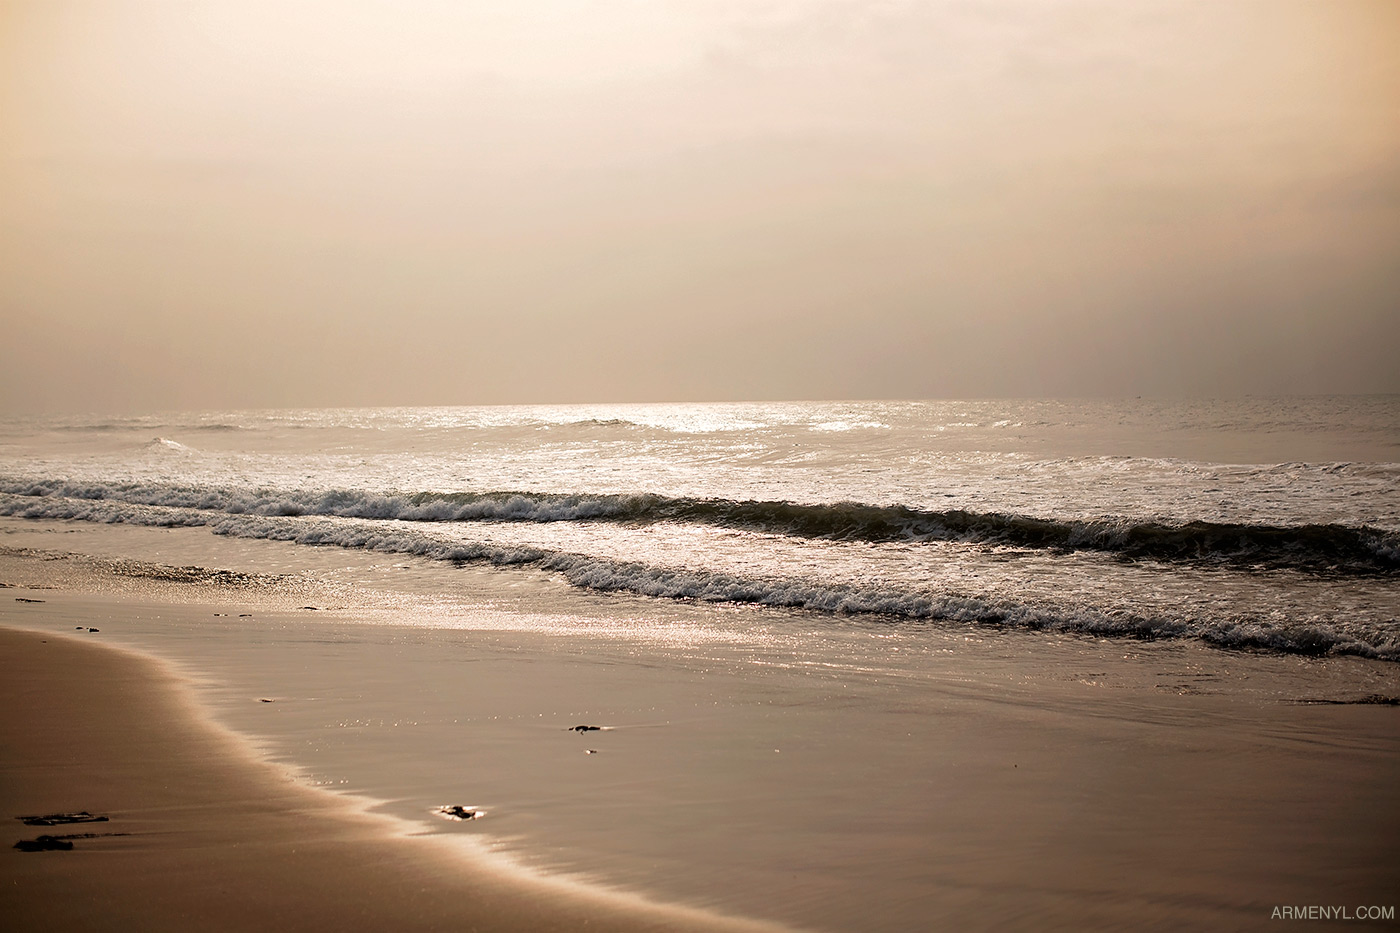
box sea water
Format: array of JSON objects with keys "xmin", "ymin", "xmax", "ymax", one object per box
[{"xmin": 3, "ymin": 397, "xmax": 1397, "ymax": 658}]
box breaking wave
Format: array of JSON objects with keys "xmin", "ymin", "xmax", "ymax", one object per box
[
  {"xmin": 1, "ymin": 491, "xmax": 1394, "ymax": 660},
  {"xmin": 2, "ymin": 478, "xmax": 1396, "ymax": 575}
]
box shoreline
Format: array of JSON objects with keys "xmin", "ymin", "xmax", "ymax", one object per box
[{"xmin": 0, "ymin": 623, "xmax": 785, "ymax": 932}]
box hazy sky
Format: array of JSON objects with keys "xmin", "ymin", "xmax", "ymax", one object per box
[{"xmin": 2, "ymin": 0, "xmax": 1397, "ymax": 413}]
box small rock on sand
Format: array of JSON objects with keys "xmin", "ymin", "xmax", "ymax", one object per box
[{"xmin": 437, "ymin": 805, "xmax": 484, "ymax": 821}]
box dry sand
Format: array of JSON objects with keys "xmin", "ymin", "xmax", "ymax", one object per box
[{"xmin": 0, "ymin": 625, "xmax": 782, "ymax": 932}]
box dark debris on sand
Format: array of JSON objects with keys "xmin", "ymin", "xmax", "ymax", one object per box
[
  {"xmin": 14, "ymin": 831, "xmax": 129, "ymax": 852},
  {"xmin": 13, "ymin": 812, "xmax": 127, "ymax": 852},
  {"xmin": 437, "ymin": 805, "xmax": 484, "ymax": 821},
  {"xmin": 15, "ymin": 836, "xmax": 74, "ymax": 852},
  {"xmin": 104, "ymin": 559, "xmax": 285, "ymax": 588},
  {"xmin": 19, "ymin": 812, "xmax": 109, "ymax": 826}
]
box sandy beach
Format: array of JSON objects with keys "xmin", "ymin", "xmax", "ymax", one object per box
[
  {"xmin": 3, "ymin": 521, "xmax": 1398, "ymax": 931},
  {"xmin": 0, "ymin": 620, "xmax": 784, "ymax": 933}
]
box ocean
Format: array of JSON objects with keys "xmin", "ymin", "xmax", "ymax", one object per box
[
  {"xmin": 4, "ymin": 397, "xmax": 1398, "ymax": 657},
  {"xmin": 2, "ymin": 397, "xmax": 1398, "ymax": 930}
]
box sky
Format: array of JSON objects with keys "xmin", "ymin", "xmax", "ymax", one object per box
[{"xmin": 1, "ymin": 0, "xmax": 1397, "ymax": 414}]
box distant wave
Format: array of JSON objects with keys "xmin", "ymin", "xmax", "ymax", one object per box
[
  {"xmin": 53, "ymin": 422, "xmax": 147, "ymax": 433},
  {"xmin": 145, "ymin": 437, "xmax": 195, "ymax": 453},
  {"xmin": 557, "ymin": 417, "xmax": 645, "ymax": 430},
  {"xmin": 49, "ymin": 420, "xmax": 244, "ymax": 434},
  {"xmin": 1, "ymin": 492, "xmax": 1393, "ymax": 660},
  {"xmin": 2, "ymin": 478, "xmax": 1396, "ymax": 575}
]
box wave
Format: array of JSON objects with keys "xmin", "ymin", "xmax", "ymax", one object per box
[
  {"xmin": 48, "ymin": 420, "xmax": 244, "ymax": 434},
  {"xmin": 53, "ymin": 422, "xmax": 150, "ymax": 433},
  {"xmin": 557, "ymin": 417, "xmax": 645, "ymax": 430},
  {"xmin": 145, "ymin": 437, "xmax": 195, "ymax": 453},
  {"xmin": 2, "ymin": 493, "xmax": 1394, "ymax": 660},
  {"xmin": 2, "ymin": 478, "xmax": 1396, "ymax": 575}
]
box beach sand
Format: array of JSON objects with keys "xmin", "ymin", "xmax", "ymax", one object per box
[{"xmin": 0, "ymin": 623, "xmax": 781, "ymax": 932}]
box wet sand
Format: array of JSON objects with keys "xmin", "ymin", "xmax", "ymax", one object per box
[{"xmin": 0, "ymin": 624, "xmax": 781, "ymax": 932}]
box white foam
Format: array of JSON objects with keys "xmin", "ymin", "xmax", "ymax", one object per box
[{"xmin": 3, "ymin": 492, "xmax": 1394, "ymax": 661}]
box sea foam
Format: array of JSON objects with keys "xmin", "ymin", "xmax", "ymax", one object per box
[
  {"xmin": 3, "ymin": 478, "xmax": 1395, "ymax": 575},
  {"xmin": 2, "ymin": 489, "xmax": 1395, "ymax": 661}
]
